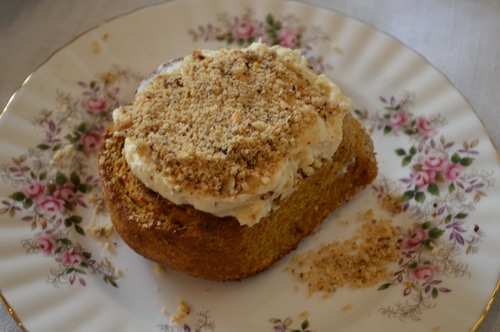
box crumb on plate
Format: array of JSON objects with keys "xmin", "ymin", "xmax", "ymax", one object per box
[
  {"xmin": 154, "ymin": 263, "xmax": 166, "ymax": 275},
  {"xmin": 85, "ymin": 219, "xmax": 114, "ymax": 238},
  {"xmin": 287, "ymin": 209, "xmax": 401, "ymax": 296},
  {"xmin": 170, "ymin": 299, "xmax": 191, "ymax": 324},
  {"xmin": 342, "ymin": 304, "xmax": 352, "ymax": 312}
]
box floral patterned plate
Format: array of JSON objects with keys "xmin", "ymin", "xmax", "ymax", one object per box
[{"xmin": 0, "ymin": 0, "xmax": 499, "ymax": 331}]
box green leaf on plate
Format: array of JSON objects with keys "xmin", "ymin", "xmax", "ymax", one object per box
[
  {"xmin": 427, "ymin": 183, "xmax": 440, "ymax": 196},
  {"xmin": 378, "ymin": 283, "xmax": 391, "ymax": 290},
  {"xmin": 415, "ymin": 191, "xmax": 426, "ymax": 202},
  {"xmin": 9, "ymin": 192, "xmax": 25, "ymax": 202},
  {"xmin": 432, "ymin": 287, "xmax": 439, "ymax": 299},
  {"xmin": 402, "ymin": 155, "xmax": 413, "ymax": 167},
  {"xmin": 395, "ymin": 148, "xmax": 406, "ymax": 156},
  {"xmin": 402, "ymin": 190, "xmax": 415, "ymax": 201},
  {"xmin": 460, "ymin": 157, "xmax": 474, "ymax": 167}
]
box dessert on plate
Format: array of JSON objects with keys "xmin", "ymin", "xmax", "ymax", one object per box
[{"xmin": 98, "ymin": 42, "xmax": 377, "ymax": 281}]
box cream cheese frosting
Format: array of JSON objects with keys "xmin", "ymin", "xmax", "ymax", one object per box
[{"xmin": 113, "ymin": 42, "xmax": 353, "ymax": 226}]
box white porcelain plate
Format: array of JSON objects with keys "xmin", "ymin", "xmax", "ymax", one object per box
[{"xmin": 1, "ymin": 0, "xmax": 499, "ymax": 331}]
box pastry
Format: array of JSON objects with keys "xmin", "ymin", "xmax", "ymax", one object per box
[{"xmin": 98, "ymin": 42, "xmax": 377, "ymax": 281}]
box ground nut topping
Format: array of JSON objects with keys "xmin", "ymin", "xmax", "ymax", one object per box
[{"xmin": 113, "ymin": 42, "xmax": 353, "ymax": 225}]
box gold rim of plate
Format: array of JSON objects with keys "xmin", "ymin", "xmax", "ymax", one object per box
[{"xmin": 0, "ymin": 289, "xmax": 27, "ymax": 331}]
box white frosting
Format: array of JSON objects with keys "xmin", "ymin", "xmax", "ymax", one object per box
[{"xmin": 115, "ymin": 43, "xmax": 351, "ymax": 226}]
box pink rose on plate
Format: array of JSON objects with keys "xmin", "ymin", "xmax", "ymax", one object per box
[
  {"xmin": 85, "ymin": 97, "xmax": 109, "ymax": 113},
  {"xmin": 60, "ymin": 248, "xmax": 85, "ymax": 266},
  {"xmin": 36, "ymin": 233, "xmax": 56, "ymax": 255},
  {"xmin": 416, "ymin": 116, "xmax": 436, "ymax": 136},
  {"xmin": 422, "ymin": 155, "xmax": 447, "ymax": 171},
  {"xmin": 388, "ymin": 111, "xmax": 410, "ymax": 129},
  {"xmin": 22, "ymin": 181, "xmax": 46, "ymax": 200},
  {"xmin": 404, "ymin": 228, "xmax": 428, "ymax": 250},
  {"xmin": 80, "ymin": 130, "xmax": 102, "ymax": 152},
  {"xmin": 443, "ymin": 162, "xmax": 464, "ymax": 182},
  {"xmin": 232, "ymin": 21, "xmax": 258, "ymax": 39},
  {"xmin": 277, "ymin": 27, "xmax": 298, "ymax": 48},
  {"xmin": 410, "ymin": 264, "xmax": 437, "ymax": 282},
  {"xmin": 53, "ymin": 182, "xmax": 76, "ymax": 202},
  {"xmin": 414, "ymin": 170, "xmax": 435, "ymax": 191},
  {"xmin": 37, "ymin": 196, "xmax": 64, "ymax": 213}
]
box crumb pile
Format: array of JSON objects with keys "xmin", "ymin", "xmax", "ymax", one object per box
[{"xmin": 287, "ymin": 210, "xmax": 401, "ymax": 295}]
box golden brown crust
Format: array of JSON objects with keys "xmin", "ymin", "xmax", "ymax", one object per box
[{"xmin": 98, "ymin": 113, "xmax": 377, "ymax": 281}]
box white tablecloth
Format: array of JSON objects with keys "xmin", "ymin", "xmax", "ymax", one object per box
[{"xmin": 0, "ymin": 0, "xmax": 498, "ymax": 331}]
